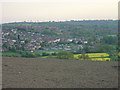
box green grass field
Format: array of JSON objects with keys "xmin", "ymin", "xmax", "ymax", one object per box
[{"xmin": 2, "ymin": 52, "xmax": 21, "ymax": 57}]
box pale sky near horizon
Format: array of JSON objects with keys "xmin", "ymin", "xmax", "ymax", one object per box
[{"xmin": 0, "ymin": 0, "xmax": 119, "ymax": 23}]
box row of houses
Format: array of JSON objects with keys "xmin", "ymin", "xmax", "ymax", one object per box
[{"xmin": 2, "ymin": 27, "xmax": 102, "ymax": 52}]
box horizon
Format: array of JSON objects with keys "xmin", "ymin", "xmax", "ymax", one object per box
[{"xmin": 1, "ymin": 19, "xmax": 118, "ymax": 24}]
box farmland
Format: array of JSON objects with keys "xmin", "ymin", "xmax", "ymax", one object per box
[
  {"xmin": 36, "ymin": 52, "xmax": 111, "ymax": 61},
  {"xmin": 2, "ymin": 57, "xmax": 118, "ymax": 88},
  {"xmin": 74, "ymin": 53, "xmax": 111, "ymax": 61},
  {"xmin": 2, "ymin": 51, "xmax": 113, "ymax": 61}
]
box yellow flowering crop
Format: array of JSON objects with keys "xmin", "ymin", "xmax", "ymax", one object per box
[{"xmin": 74, "ymin": 53, "xmax": 110, "ymax": 61}]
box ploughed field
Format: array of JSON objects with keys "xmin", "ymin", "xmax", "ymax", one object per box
[{"xmin": 2, "ymin": 57, "xmax": 118, "ymax": 88}]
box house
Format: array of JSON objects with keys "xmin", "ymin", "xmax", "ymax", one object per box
[
  {"xmin": 67, "ymin": 39, "xmax": 73, "ymax": 42},
  {"xmin": 82, "ymin": 40, "xmax": 88, "ymax": 44},
  {"xmin": 12, "ymin": 40, "xmax": 16, "ymax": 43},
  {"xmin": 21, "ymin": 41, "xmax": 25, "ymax": 44},
  {"xmin": 53, "ymin": 39, "xmax": 60, "ymax": 42}
]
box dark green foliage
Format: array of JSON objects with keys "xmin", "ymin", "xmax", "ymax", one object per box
[
  {"xmin": 42, "ymin": 52, "xmax": 49, "ymax": 56},
  {"xmin": 41, "ymin": 30, "xmax": 58, "ymax": 35},
  {"xmin": 2, "ymin": 43, "xmax": 8, "ymax": 48},
  {"xmin": 18, "ymin": 35, "xmax": 20, "ymax": 40},
  {"xmin": 17, "ymin": 27, "xmax": 26, "ymax": 31},
  {"xmin": 21, "ymin": 52, "xmax": 36, "ymax": 58},
  {"xmin": 25, "ymin": 40, "xmax": 30, "ymax": 44},
  {"xmin": 101, "ymin": 36, "xmax": 117, "ymax": 45},
  {"xmin": 9, "ymin": 47, "xmax": 16, "ymax": 52},
  {"xmin": 78, "ymin": 51, "xmax": 91, "ymax": 60},
  {"xmin": 40, "ymin": 42, "xmax": 47, "ymax": 47},
  {"xmin": 77, "ymin": 41, "xmax": 82, "ymax": 44},
  {"xmin": 71, "ymin": 40, "xmax": 76, "ymax": 44},
  {"xmin": 57, "ymin": 51, "xmax": 74, "ymax": 59},
  {"xmin": 51, "ymin": 52, "xmax": 57, "ymax": 56}
]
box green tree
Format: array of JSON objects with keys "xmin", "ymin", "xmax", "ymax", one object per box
[
  {"xmin": 21, "ymin": 52, "xmax": 36, "ymax": 58},
  {"xmin": 42, "ymin": 52, "xmax": 49, "ymax": 56},
  {"xmin": 57, "ymin": 51, "xmax": 74, "ymax": 60},
  {"xmin": 9, "ymin": 46, "xmax": 16, "ymax": 52},
  {"xmin": 2, "ymin": 43, "xmax": 8, "ymax": 48},
  {"xmin": 18, "ymin": 35, "xmax": 20, "ymax": 40},
  {"xmin": 78, "ymin": 51, "xmax": 91, "ymax": 60},
  {"xmin": 25, "ymin": 40, "xmax": 29, "ymax": 44},
  {"xmin": 41, "ymin": 30, "xmax": 58, "ymax": 35},
  {"xmin": 102, "ymin": 36, "xmax": 117, "ymax": 45},
  {"xmin": 71, "ymin": 40, "xmax": 76, "ymax": 44},
  {"xmin": 77, "ymin": 40, "xmax": 82, "ymax": 44}
]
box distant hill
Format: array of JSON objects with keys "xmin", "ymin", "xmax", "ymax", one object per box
[{"xmin": 2, "ymin": 20, "xmax": 118, "ymax": 38}]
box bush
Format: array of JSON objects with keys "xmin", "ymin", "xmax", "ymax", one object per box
[
  {"xmin": 78, "ymin": 51, "xmax": 91, "ymax": 60},
  {"xmin": 21, "ymin": 52, "xmax": 36, "ymax": 58},
  {"xmin": 42, "ymin": 52, "xmax": 49, "ymax": 56},
  {"xmin": 9, "ymin": 47, "xmax": 16, "ymax": 52},
  {"xmin": 57, "ymin": 51, "xmax": 74, "ymax": 60},
  {"xmin": 51, "ymin": 52, "xmax": 57, "ymax": 56},
  {"xmin": 35, "ymin": 53, "xmax": 41, "ymax": 57}
]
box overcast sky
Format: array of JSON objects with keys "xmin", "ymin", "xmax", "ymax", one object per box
[{"xmin": 0, "ymin": 0, "xmax": 119, "ymax": 23}]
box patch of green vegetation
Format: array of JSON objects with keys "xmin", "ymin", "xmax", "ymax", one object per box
[
  {"xmin": 57, "ymin": 51, "xmax": 74, "ymax": 60},
  {"xmin": 2, "ymin": 51, "xmax": 21, "ymax": 57},
  {"xmin": 41, "ymin": 30, "xmax": 58, "ymax": 35},
  {"xmin": 0, "ymin": 52, "xmax": 2, "ymax": 56}
]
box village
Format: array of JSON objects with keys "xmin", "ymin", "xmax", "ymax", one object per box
[
  {"xmin": 1, "ymin": 23, "xmax": 102, "ymax": 53},
  {"xmin": 1, "ymin": 21, "xmax": 118, "ymax": 61},
  {"xmin": 2, "ymin": 20, "xmax": 117, "ymax": 56},
  {"xmin": 2, "ymin": 29, "xmax": 86, "ymax": 52}
]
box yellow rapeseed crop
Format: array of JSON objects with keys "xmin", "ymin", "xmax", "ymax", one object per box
[
  {"xmin": 74, "ymin": 53, "xmax": 110, "ymax": 61},
  {"xmin": 74, "ymin": 53, "xmax": 109, "ymax": 58},
  {"xmin": 42, "ymin": 53, "xmax": 110, "ymax": 61},
  {"xmin": 118, "ymin": 52, "xmax": 120, "ymax": 57},
  {"xmin": 91, "ymin": 58, "xmax": 111, "ymax": 61}
]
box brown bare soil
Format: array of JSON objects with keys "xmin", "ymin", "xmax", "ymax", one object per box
[{"xmin": 2, "ymin": 57, "xmax": 118, "ymax": 88}]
